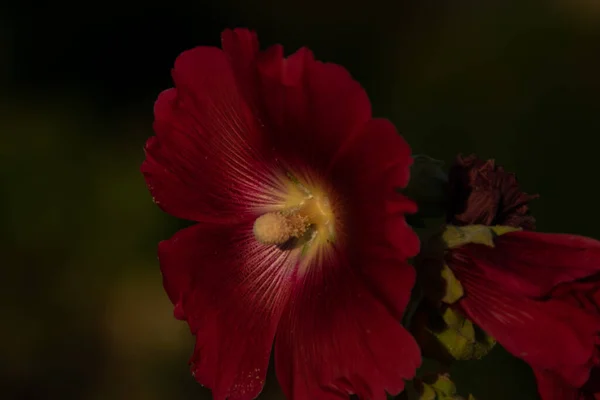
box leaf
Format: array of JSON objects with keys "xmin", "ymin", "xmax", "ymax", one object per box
[
  {"xmin": 430, "ymin": 373, "xmax": 457, "ymax": 395},
  {"xmin": 431, "ymin": 308, "xmax": 496, "ymax": 361},
  {"xmin": 440, "ymin": 264, "xmax": 464, "ymax": 304},
  {"xmin": 416, "ymin": 373, "xmax": 477, "ymax": 400},
  {"xmin": 442, "ymin": 225, "xmax": 521, "ymax": 249},
  {"xmin": 418, "ymin": 383, "xmax": 437, "ymax": 400}
]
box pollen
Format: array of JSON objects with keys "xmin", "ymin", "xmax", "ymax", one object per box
[
  {"xmin": 253, "ymin": 212, "xmax": 310, "ymax": 245},
  {"xmin": 253, "ymin": 171, "xmax": 341, "ymax": 251}
]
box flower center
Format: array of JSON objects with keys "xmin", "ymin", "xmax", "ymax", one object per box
[{"xmin": 253, "ymin": 194, "xmax": 336, "ymax": 247}]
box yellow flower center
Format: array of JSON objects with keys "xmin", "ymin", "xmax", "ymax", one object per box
[{"xmin": 253, "ymin": 177, "xmax": 337, "ymax": 248}]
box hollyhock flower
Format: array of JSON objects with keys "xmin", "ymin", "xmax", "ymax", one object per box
[
  {"xmin": 447, "ymin": 154, "xmax": 538, "ymax": 230},
  {"xmin": 141, "ymin": 28, "xmax": 421, "ymax": 400},
  {"xmin": 440, "ymin": 155, "xmax": 600, "ymax": 400}
]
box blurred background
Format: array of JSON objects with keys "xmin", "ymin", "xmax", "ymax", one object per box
[{"xmin": 2, "ymin": 0, "xmax": 599, "ymax": 399}]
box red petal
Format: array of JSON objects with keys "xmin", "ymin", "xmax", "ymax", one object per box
[
  {"xmin": 348, "ymin": 214, "xmax": 419, "ymax": 321},
  {"xmin": 274, "ymin": 252, "xmax": 421, "ymax": 400},
  {"xmin": 458, "ymin": 231, "xmax": 600, "ymax": 297},
  {"xmin": 455, "ymin": 261, "xmax": 600, "ymax": 387},
  {"xmin": 142, "ymin": 46, "xmax": 286, "ymax": 222},
  {"xmin": 332, "ymin": 118, "xmax": 418, "ymax": 261},
  {"xmin": 551, "ymin": 277, "xmax": 600, "ymax": 316},
  {"xmin": 331, "ymin": 118, "xmax": 413, "ymax": 190},
  {"xmin": 159, "ymin": 223, "xmax": 298, "ymax": 400},
  {"xmin": 256, "ymin": 45, "xmax": 372, "ymax": 172},
  {"xmin": 549, "ymin": 278, "xmax": 600, "ymax": 399},
  {"xmin": 533, "ymin": 369, "xmax": 579, "ymax": 400},
  {"xmin": 221, "ymin": 28, "xmax": 259, "ymax": 68},
  {"xmin": 221, "ymin": 28, "xmax": 263, "ymax": 118}
]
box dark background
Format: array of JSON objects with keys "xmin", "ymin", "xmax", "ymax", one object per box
[{"xmin": 2, "ymin": 1, "xmax": 599, "ymax": 399}]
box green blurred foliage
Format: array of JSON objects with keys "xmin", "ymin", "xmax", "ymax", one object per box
[{"xmin": 1, "ymin": 0, "xmax": 599, "ymax": 399}]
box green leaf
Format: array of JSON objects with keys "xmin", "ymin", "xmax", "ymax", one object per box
[
  {"xmin": 431, "ymin": 308, "xmax": 496, "ymax": 361},
  {"xmin": 416, "ymin": 373, "xmax": 477, "ymax": 400},
  {"xmin": 442, "ymin": 225, "xmax": 521, "ymax": 249},
  {"xmin": 431, "ymin": 374, "xmax": 456, "ymax": 395},
  {"xmin": 440, "ymin": 264, "xmax": 464, "ymax": 304},
  {"xmin": 418, "ymin": 383, "xmax": 437, "ymax": 400}
]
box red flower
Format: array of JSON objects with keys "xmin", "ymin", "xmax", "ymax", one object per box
[
  {"xmin": 141, "ymin": 28, "xmax": 420, "ymax": 400},
  {"xmin": 444, "ymin": 156, "xmax": 600, "ymax": 400},
  {"xmin": 447, "ymin": 154, "xmax": 538, "ymax": 230}
]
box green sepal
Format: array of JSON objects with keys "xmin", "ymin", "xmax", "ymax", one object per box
[
  {"xmin": 442, "ymin": 224, "xmax": 521, "ymax": 249},
  {"xmin": 431, "ymin": 308, "xmax": 496, "ymax": 361}
]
